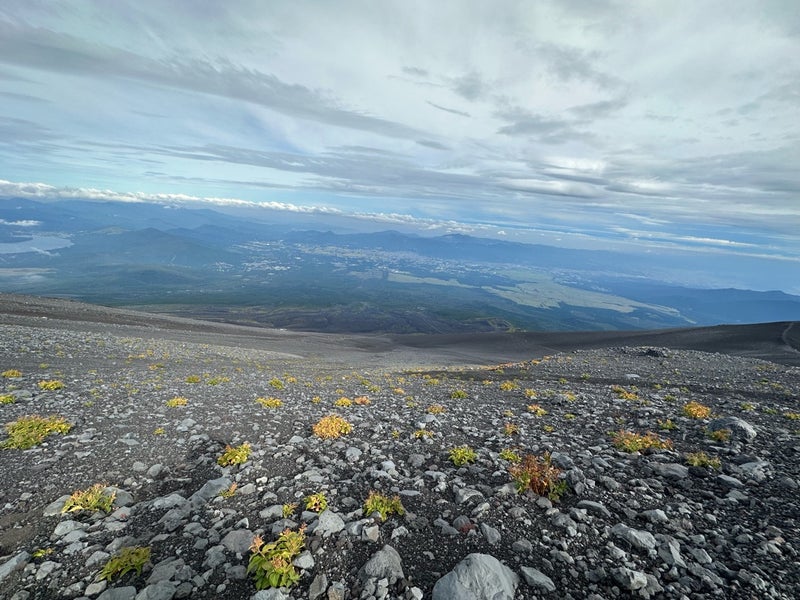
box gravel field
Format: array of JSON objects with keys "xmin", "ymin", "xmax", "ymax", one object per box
[{"xmin": 0, "ymin": 297, "xmax": 799, "ymax": 600}]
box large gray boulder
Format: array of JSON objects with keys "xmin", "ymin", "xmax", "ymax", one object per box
[{"xmin": 432, "ymin": 553, "xmax": 518, "ymax": 600}]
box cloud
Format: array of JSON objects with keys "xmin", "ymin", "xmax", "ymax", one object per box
[{"xmin": 426, "ymin": 101, "xmax": 471, "ymax": 118}]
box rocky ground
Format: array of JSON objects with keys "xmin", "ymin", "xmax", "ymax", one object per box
[{"xmin": 0, "ymin": 309, "xmax": 799, "ymax": 599}]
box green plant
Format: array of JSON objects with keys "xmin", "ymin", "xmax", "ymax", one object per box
[
  {"xmin": 0, "ymin": 394, "xmax": 15, "ymax": 404},
  {"xmin": 543, "ymin": 424, "xmax": 554, "ymax": 432},
  {"xmin": 612, "ymin": 430, "xmax": 673, "ymax": 453},
  {"xmin": 740, "ymin": 402, "xmax": 755, "ymax": 411},
  {"xmin": 2, "ymin": 415, "xmax": 71, "ymax": 449},
  {"xmin": 580, "ymin": 373, "xmax": 590, "ymax": 380},
  {"xmin": 31, "ymin": 548, "xmax": 53, "ymax": 559},
  {"xmin": 282, "ymin": 502, "xmax": 297, "ymax": 518},
  {"xmin": 311, "ymin": 396, "xmax": 321, "ymax": 404},
  {"xmin": 508, "ymin": 453, "xmax": 566, "ymax": 501},
  {"xmin": 450, "ymin": 389, "xmax": 468, "ymax": 399},
  {"xmin": 499, "ymin": 448, "xmax": 521, "ymax": 463},
  {"xmin": 334, "ymin": 397, "xmax": 352, "ymax": 407},
  {"xmin": 683, "ymin": 401, "xmax": 711, "ymax": 419},
  {"xmin": 564, "ymin": 413, "xmax": 576, "ymax": 420},
  {"xmin": 165, "ymin": 396, "xmax": 188, "ymax": 408},
  {"xmin": 185, "ymin": 375, "xmax": 201, "ymax": 383},
  {"xmin": 256, "ymin": 397, "xmax": 283, "ymax": 408},
  {"xmin": 2, "ymin": 369, "xmax": 22, "ymax": 378},
  {"xmin": 354, "ymin": 396, "xmax": 371, "ymax": 405},
  {"xmin": 449, "ymin": 445, "xmax": 477, "ymax": 466},
  {"xmin": 685, "ymin": 451, "xmax": 721, "ymax": 469},
  {"xmin": 268, "ymin": 378, "xmax": 285, "ymax": 390},
  {"xmin": 217, "ymin": 442, "xmax": 252, "ymax": 466},
  {"xmin": 248, "ymin": 527, "xmax": 305, "ymax": 589},
  {"xmin": 305, "ymin": 491, "xmax": 328, "ymax": 512},
  {"xmin": 98, "ymin": 546, "xmax": 151, "ymax": 582},
  {"xmin": 206, "ymin": 376, "xmax": 230, "ymax": 385},
  {"xmin": 784, "ymin": 412, "xmax": 800, "ymax": 420},
  {"xmin": 527, "ymin": 404, "xmax": 547, "ymax": 417},
  {"xmin": 524, "ymin": 389, "xmax": 538, "ymax": 398},
  {"xmin": 503, "ymin": 422, "xmax": 520, "ymax": 436},
  {"xmin": 363, "ymin": 490, "xmax": 405, "ymax": 521},
  {"xmin": 499, "ymin": 381, "xmax": 518, "ymax": 391},
  {"xmin": 427, "ymin": 404, "xmax": 445, "ymax": 414},
  {"xmin": 558, "ymin": 377, "xmax": 568, "ymax": 385},
  {"xmin": 312, "ymin": 415, "xmax": 352, "ymax": 439},
  {"xmin": 611, "ymin": 385, "xmax": 638, "ymax": 401},
  {"xmin": 62, "ymin": 483, "xmax": 116, "ymax": 514},
  {"xmin": 709, "ymin": 428, "xmax": 731, "ymax": 442},
  {"xmin": 658, "ymin": 419, "xmax": 677, "ymax": 431},
  {"xmin": 153, "ymin": 427, "xmax": 165, "ymax": 435},
  {"xmin": 414, "ymin": 429, "xmax": 433, "ymax": 439},
  {"xmin": 38, "ymin": 380, "xmax": 64, "ymax": 391}
]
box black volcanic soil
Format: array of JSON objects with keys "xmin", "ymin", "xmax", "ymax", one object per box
[{"xmin": 0, "ymin": 295, "xmax": 798, "ymax": 600}]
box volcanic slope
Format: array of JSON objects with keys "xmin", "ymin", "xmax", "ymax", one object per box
[{"xmin": 0, "ymin": 298, "xmax": 798, "ymax": 599}]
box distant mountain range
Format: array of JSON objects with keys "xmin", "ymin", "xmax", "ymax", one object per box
[{"xmin": 1, "ymin": 197, "xmax": 798, "ymax": 333}]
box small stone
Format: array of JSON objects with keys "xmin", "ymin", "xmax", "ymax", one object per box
[
  {"xmin": 521, "ymin": 566, "xmax": 556, "ymax": 592},
  {"xmin": 612, "ymin": 566, "xmax": 648, "ymax": 591},
  {"xmin": 432, "ymin": 553, "xmax": 518, "ymax": 600},
  {"xmin": 358, "ymin": 545, "xmax": 404, "ymax": 582}
]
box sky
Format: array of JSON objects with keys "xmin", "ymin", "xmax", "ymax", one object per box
[{"xmin": 0, "ymin": 1, "xmax": 798, "ymax": 290}]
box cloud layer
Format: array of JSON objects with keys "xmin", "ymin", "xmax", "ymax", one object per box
[{"xmin": 0, "ymin": 1, "xmax": 798, "ymax": 285}]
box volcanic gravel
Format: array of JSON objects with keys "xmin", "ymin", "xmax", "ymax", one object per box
[{"xmin": 0, "ymin": 314, "xmax": 799, "ymax": 600}]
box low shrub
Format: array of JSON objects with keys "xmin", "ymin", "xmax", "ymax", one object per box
[
  {"xmin": 62, "ymin": 484, "xmax": 116, "ymax": 514},
  {"xmin": 363, "ymin": 490, "xmax": 405, "ymax": 521},
  {"xmin": 449, "ymin": 445, "xmax": 477, "ymax": 466},
  {"xmin": 2, "ymin": 415, "xmax": 71, "ymax": 449},
  {"xmin": 217, "ymin": 442, "xmax": 252, "ymax": 466},
  {"xmin": 248, "ymin": 528, "xmax": 305, "ymax": 589},
  {"xmin": 508, "ymin": 452, "xmax": 566, "ymax": 501},
  {"xmin": 98, "ymin": 546, "xmax": 151, "ymax": 582},
  {"xmin": 312, "ymin": 415, "xmax": 352, "ymax": 439}
]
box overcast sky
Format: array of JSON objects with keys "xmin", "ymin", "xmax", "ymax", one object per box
[{"xmin": 0, "ymin": 1, "xmax": 798, "ymax": 288}]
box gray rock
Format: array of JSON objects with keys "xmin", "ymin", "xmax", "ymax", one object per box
[
  {"xmin": 135, "ymin": 581, "xmax": 177, "ymax": 600},
  {"xmin": 43, "ymin": 495, "xmax": 70, "ymax": 516},
  {"xmin": 34, "ymin": 560, "xmax": 59, "ymax": 581},
  {"xmin": 480, "ymin": 523, "xmax": 501, "ymax": 545},
  {"xmin": 432, "ymin": 553, "xmax": 518, "ymax": 600},
  {"xmin": 53, "ymin": 519, "xmax": 81, "ymax": 537},
  {"xmin": 0, "ymin": 552, "xmax": 30, "ymax": 583},
  {"xmin": 309, "ymin": 572, "xmax": 328, "ymax": 600},
  {"xmin": 455, "ymin": 487, "xmax": 484, "ymax": 505},
  {"xmin": 358, "ymin": 545, "xmax": 404, "ymax": 582},
  {"xmin": 717, "ymin": 474, "xmax": 744, "ymax": 488},
  {"xmin": 150, "ymin": 493, "xmax": 189, "ymax": 511},
  {"xmin": 315, "ymin": 510, "xmax": 345, "ymax": 538},
  {"xmin": 651, "ymin": 462, "xmax": 689, "ymax": 479},
  {"xmin": 221, "ymin": 529, "xmax": 254, "ymax": 554},
  {"xmin": 252, "ymin": 589, "xmax": 289, "ymax": 600},
  {"xmin": 293, "ymin": 551, "xmax": 315, "ymax": 570},
  {"xmin": 190, "ymin": 477, "xmax": 232, "ymax": 505},
  {"xmin": 97, "ymin": 588, "xmax": 137, "ymax": 600},
  {"xmin": 611, "ymin": 523, "xmax": 657, "ymax": 551},
  {"xmin": 640, "ymin": 509, "xmax": 669, "ymax": 523},
  {"xmin": 85, "ymin": 580, "xmax": 108, "ymax": 596},
  {"xmin": 326, "ymin": 581, "xmax": 346, "ymax": 600},
  {"xmin": 576, "ymin": 500, "xmax": 611, "ymax": 518},
  {"xmin": 709, "ymin": 416, "xmax": 756, "ymax": 441},
  {"xmin": 521, "ymin": 566, "xmax": 556, "ymax": 592},
  {"xmin": 612, "ymin": 566, "xmax": 648, "ymax": 591},
  {"xmin": 658, "ymin": 537, "xmax": 687, "ymax": 568}
]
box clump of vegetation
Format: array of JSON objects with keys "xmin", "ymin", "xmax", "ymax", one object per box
[
  {"xmin": 499, "ymin": 381, "xmax": 518, "ymax": 391},
  {"xmin": 153, "ymin": 427, "xmax": 166, "ymax": 435},
  {"xmin": 305, "ymin": 491, "xmax": 328, "ymax": 512},
  {"xmin": 31, "ymin": 548, "xmax": 53, "ymax": 559},
  {"xmin": 524, "ymin": 389, "xmax": 538, "ymax": 399},
  {"xmin": 508, "ymin": 453, "xmax": 567, "ymax": 501},
  {"xmin": 414, "ymin": 429, "xmax": 433, "ymax": 439},
  {"xmin": 165, "ymin": 396, "xmax": 188, "ymax": 408},
  {"xmin": 354, "ymin": 396, "xmax": 371, "ymax": 405},
  {"xmin": 709, "ymin": 428, "xmax": 731, "ymax": 442},
  {"xmin": 334, "ymin": 397, "xmax": 352, "ymax": 407},
  {"xmin": 311, "ymin": 396, "xmax": 321, "ymax": 404},
  {"xmin": 423, "ymin": 376, "xmax": 440, "ymax": 386},
  {"xmin": 564, "ymin": 413, "xmax": 576, "ymax": 420},
  {"xmin": 62, "ymin": 483, "xmax": 116, "ymax": 514},
  {"xmin": 312, "ymin": 415, "xmax": 353, "ymax": 439},
  {"xmin": 2, "ymin": 415, "xmax": 71, "ymax": 449},
  {"xmin": 658, "ymin": 419, "xmax": 677, "ymax": 431},
  {"xmin": 449, "ymin": 445, "xmax": 477, "ymax": 466},
  {"xmin": 740, "ymin": 402, "xmax": 755, "ymax": 411},
  {"xmin": 427, "ymin": 404, "xmax": 445, "ymax": 414},
  {"xmin": 784, "ymin": 412, "xmax": 800, "ymax": 420},
  {"xmin": 282, "ymin": 503, "xmax": 297, "ymax": 518},
  {"xmin": 685, "ymin": 451, "xmax": 721, "ymax": 469},
  {"xmin": 217, "ymin": 442, "xmax": 252, "ymax": 466},
  {"xmin": 450, "ymin": 389, "xmax": 468, "ymax": 400},
  {"xmin": 527, "ymin": 404, "xmax": 547, "ymax": 417},
  {"xmin": 256, "ymin": 397, "xmax": 282, "ymax": 409},
  {"xmin": 499, "ymin": 448, "xmax": 521, "ymax": 463},
  {"xmin": 98, "ymin": 546, "xmax": 151, "ymax": 582},
  {"xmin": 683, "ymin": 401, "xmax": 711, "ymax": 419},
  {"xmin": 504, "ymin": 423, "xmax": 520, "ymax": 436},
  {"xmin": 2, "ymin": 369, "xmax": 22, "ymax": 378},
  {"xmin": 185, "ymin": 375, "xmax": 202, "ymax": 383},
  {"xmin": 268, "ymin": 378, "xmax": 285, "ymax": 390},
  {"xmin": 38, "ymin": 380, "xmax": 64, "ymax": 391},
  {"xmin": 220, "ymin": 483, "xmax": 238, "ymax": 498},
  {"xmin": 206, "ymin": 375, "xmax": 230, "ymax": 385},
  {"xmin": 612, "ymin": 430, "xmax": 673, "ymax": 453},
  {"xmin": 363, "ymin": 491, "xmax": 405, "ymax": 521},
  {"xmin": 611, "ymin": 385, "xmax": 639, "ymax": 401},
  {"xmin": 0, "ymin": 394, "xmax": 15, "ymax": 405},
  {"xmin": 248, "ymin": 527, "xmax": 306, "ymax": 590}
]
